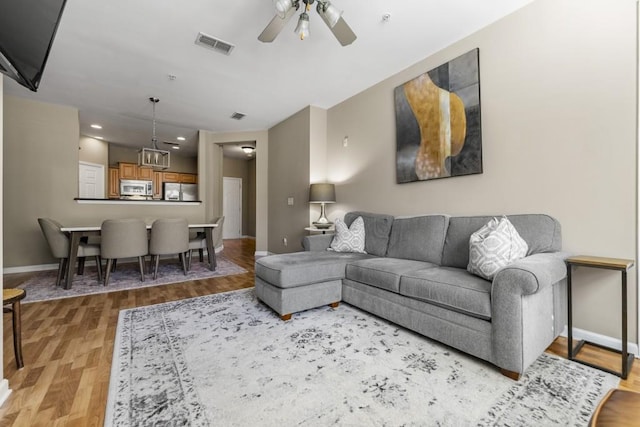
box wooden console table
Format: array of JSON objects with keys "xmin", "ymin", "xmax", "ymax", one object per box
[{"xmin": 565, "ymin": 255, "xmax": 635, "ymax": 379}]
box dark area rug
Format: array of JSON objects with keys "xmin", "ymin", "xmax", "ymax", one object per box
[{"xmin": 17, "ymin": 256, "xmax": 247, "ymax": 303}]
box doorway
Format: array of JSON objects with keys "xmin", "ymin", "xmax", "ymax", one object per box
[
  {"xmin": 223, "ymin": 177, "xmax": 242, "ymax": 239},
  {"xmin": 78, "ymin": 161, "xmax": 105, "ymax": 198}
]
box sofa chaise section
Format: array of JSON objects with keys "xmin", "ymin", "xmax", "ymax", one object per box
[{"xmin": 254, "ymin": 250, "xmax": 372, "ymax": 320}]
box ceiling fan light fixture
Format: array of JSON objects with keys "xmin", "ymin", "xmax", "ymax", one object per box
[
  {"xmin": 294, "ymin": 12, "xmax": 310, "ymax": 40},
  {"xmin": 273, "ymin": 0, "xmax": 294, "ymax": 18},
  {"xmin": 317, "ymin": 1, "xmax": 342, "ymax": 28}
]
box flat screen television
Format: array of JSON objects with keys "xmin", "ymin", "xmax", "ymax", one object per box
[{"xmin": 0, "ymin": 0, "xmax": 67, "ymax": 92}]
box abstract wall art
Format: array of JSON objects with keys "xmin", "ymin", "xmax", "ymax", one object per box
[{"xmin": 394, "ymin": 48, "xmax": 482, "ymax": 183}]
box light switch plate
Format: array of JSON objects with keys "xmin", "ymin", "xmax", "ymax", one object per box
[{"xmin": 287, "ymin": 197, "xmax": 294, "ymax": 206}]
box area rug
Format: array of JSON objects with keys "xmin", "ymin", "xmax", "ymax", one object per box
[
  {"xmin": 17, "ymin": 256, "xmax": 247, "ymax": 303},
  {"xmin": 105, "ymin": 289, "xmax": 618, "ymax": 426}
]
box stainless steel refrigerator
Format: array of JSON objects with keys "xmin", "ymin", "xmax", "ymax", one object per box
[{"xmin": 163, "ymin": 183, "xmax": 198, "ymax": 201}]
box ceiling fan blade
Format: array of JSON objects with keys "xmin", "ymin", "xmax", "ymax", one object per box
[
  {"xmin": 326, "ymin": 16, "xmax": 357, "ymax": 46},
  {"xmin": 258, "ymin": 6, "xmax": 298, "ymax": 43}
]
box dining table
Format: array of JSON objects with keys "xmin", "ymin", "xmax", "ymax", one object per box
[{"xmin": 60, "ymin": 223, "xmax": 218, "ymax": 289}]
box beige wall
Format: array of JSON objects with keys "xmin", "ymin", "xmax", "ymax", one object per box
[
  {"xmin": 268, "ymin": 107, "xmax": 311, "ymax": 253},
  {"xmin": 79, "ymin": 136, "xmax": 108, "ymax": 165},
  {"xmin": 223, "ymin": 157, "xmax": 255, "ymax": 236},
  {"xmin": 3, "ymin": 96, "xmax": 206, "ymax": 267},
  {"xmin": 309, "ymin": 106, "xmax": 328, "ymax": 225},
  {"xmin": 325, "ymin": 0, "xmax": 638, "ymax": 342}
]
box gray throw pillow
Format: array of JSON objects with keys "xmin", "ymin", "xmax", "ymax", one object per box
[
  {"xmin": 467, "ymin": 216, "xmax": 528, "ymax": 280},
  {"xmin": 328, "ymin": 217, "xmax": 366, "ymax": 254}
]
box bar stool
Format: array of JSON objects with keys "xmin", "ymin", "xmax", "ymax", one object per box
[{"xmin": 3, "ymin": 288, "xmax": 26, "ymax": 369}]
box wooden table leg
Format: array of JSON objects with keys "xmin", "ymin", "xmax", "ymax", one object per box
[
  {"xmin": 12, "ymin": 299, "xmax": 23, "ymax": 369},
  {"xmin": 205, "ymin": 228, "xmax": 216, "ymax": 271},
  {"xmin": 65, "ymin": 231, "xmax": 83, "ymax": 289}
]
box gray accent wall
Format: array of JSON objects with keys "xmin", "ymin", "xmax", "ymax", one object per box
[
  {"xmin": 324, "ymin": 0, "xmax": 637, "ymax": 342},
  {"xmin": 268, "ymin": 107, "xmax": 311, "ymax": 253}
]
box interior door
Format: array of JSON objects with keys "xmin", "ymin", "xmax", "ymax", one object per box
[
  {"xmin": 79, "ymin": 161, "xmax": 105, "ymax": 198},
  {"xmin": 223, "ymin": 177, "xmax": 242, "ymax": 239}
]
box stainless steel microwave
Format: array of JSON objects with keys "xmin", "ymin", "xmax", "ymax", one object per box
[{"xmin": 120, "ymin": 179, "xmax": 153, "ymax": 197}]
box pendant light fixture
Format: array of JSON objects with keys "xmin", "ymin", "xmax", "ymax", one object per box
[{"xmin": 138, "ymin": 97, "xmax": 170, "ymax": 169}]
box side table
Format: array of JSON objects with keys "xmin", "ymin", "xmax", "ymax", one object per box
[
  {"xmin": 565, "ymin": 255, "xmax": 635, "ymax": 379},
  {"xmin": 305, "ymin": 226, "xmax": 335, "ymax": 235}
]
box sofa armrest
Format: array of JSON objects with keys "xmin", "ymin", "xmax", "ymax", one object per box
[
  {"xmin": 302, "ymin": 234, "xmax": 334, "ymax": 252},
  {"xmin": 491, "ymin": 251, "xmax": 569, "ymax": 374},
  {"xmin": 492, "ymin": 251, "xmax": 569, "ymax": 296}
]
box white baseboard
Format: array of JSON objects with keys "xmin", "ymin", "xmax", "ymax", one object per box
[
  {"xmin": 560, "ymin": 326, "xmax": 639, "ymax": 357},
  {"xmin": 4, "ymin": 263, "xmax": 59, "ymax": 274},
  {"xmin": 255, "ymin": 251, "xmax": 271, "ymax": 257},
  {"xmin": 0, "ymin": 379, "xmax": 11, "ymax": 407}
]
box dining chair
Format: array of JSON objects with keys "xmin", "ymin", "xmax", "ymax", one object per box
[
  {"xmin": 101, "ymin": 219, "xmax": 148, "ymax": 286},
  {"xmin": 149, "ymin": 218, "xmax": 189, "ymax": 279},
  {"xmin": 38, "ymin": 217, "xmax": 103, "ymax": 285},
  {"xmin": 188, "ymin": 216, "xmax": 224, "ymax": 270}
]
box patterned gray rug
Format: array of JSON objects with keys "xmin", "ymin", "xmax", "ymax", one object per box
[
  {"xmin": 106, "ymin": 289, "xmax": 618, "ymax": 426},
  {"xmin": 17, "ymin": 256, "xmax": 247, "ymax": 303}
]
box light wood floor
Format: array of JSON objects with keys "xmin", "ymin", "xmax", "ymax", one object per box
[{"xmin": 1, "ymin": 238, "xmax": 638, "ymax": 426}]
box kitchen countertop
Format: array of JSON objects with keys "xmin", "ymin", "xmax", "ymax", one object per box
[{"xmin": 74, "ymin": 198, "xmax": 202, "ymax": 205}]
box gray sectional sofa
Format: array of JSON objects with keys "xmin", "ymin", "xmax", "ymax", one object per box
[{"xmin": 255, "ymin": 211, "xmax": 568, "ymax": 378}]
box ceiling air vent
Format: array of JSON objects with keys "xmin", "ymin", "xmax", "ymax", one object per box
[
  {"xmin": 231, "ymin": 112, "xmax": 246, "ymax": 120},
  {"xmin": 195, "ymin": 32, "xmax": 235, "ymax": 56}
]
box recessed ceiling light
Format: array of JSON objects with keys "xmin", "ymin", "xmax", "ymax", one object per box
[
  {"xmin": 171, "ymin": 146, "xmax": 180, "ymax": 150},
  {"xmin": 177, "ymin": 136, "xmax": 186, "ymax": 141},
  {"xmin": 94, "ymin": 136, "xmax": 104, "ymax": 140},
  {"xmin": 90, "ymin": 124, "xmax": 102, "ymax": 129}
]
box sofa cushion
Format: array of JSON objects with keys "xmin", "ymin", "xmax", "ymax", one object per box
[
  {"xmin": 346, "ymin": 258, "xmax": 437, "ymax": 293},
  {"xmin": 255, "ymin": 251, "xmax": 372, "ymax": 289},
  {"xmin": 345, "ymin": 211, "xmax": 394, "ymax": 257},
  {"xmin": 467, "ymin": 217, "xmax": 528, "ymax": 280},
  {"xmin": 329, "ymin": 217, "xmax": 366, "ymax": 253},
  {"xmin": 386, "ymin": 215, "xmax": 450, "ymax": 264},
  {"xmin": 442, "ymin": 214, "xmax": 562, "ymax": 269},
  {"xmin": 399, "ymin": 267, "xmax": 492, "ymax": 320}
]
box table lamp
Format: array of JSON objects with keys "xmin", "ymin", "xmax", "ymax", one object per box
[{"xmin": 309, "ymin": 183, "xmax": 336, "ymax": 229}]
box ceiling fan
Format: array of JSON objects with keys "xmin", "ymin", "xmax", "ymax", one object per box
[{"xmin": 258, "ymin": 0, "xmax": 356, "ymax": 46}]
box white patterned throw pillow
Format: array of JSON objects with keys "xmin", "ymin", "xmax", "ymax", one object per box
[
  {"xmin": 467, "ymin": 216, "xmax": 528, "ymax": 280},
  {"xmin": 328, "ymin": 216, "xmax": 366, "ymax": 254}
]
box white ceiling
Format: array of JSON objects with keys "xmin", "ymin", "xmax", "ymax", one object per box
[{"xmin": 3, "ymin": 0, "xmax": 534, "ymax": 157}]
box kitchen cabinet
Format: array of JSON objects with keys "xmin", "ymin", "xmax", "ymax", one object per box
[
  {"xmin": 108, "ymin": 168, "xmax": 120, "ymax": 198},
  {"xmin": 153, "ymin": 171, "xmax": 163, "ymax": 199},
  {"xmin": 163, "ymin": 172, "xmax": 180, "ymax": 183},
  {"xmin": 137, "ymin": 167, "xmax": 153, "ymax": 180},
  {"xmin": 119, "ymin": 162, "xmax": 137, "ymax": 180},
  {"xmin": 119, "ymin": 162, "xmax": 154, "ymax": 180},
  {"xmin": 179, "ymin": 173, "xmax": 197, "ymax": 184}
]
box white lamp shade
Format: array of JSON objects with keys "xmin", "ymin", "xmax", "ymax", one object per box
[
  {"xmin": 273, "ymin": 0, "xmax": 294, "ymax": 18},
  {"xmin": 294, "ymin": 12, "xmax": 310, "ymax": 40},
  {"xmin": 318, "ymin": 2, "xmax": 342, "ymax": 28}
]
